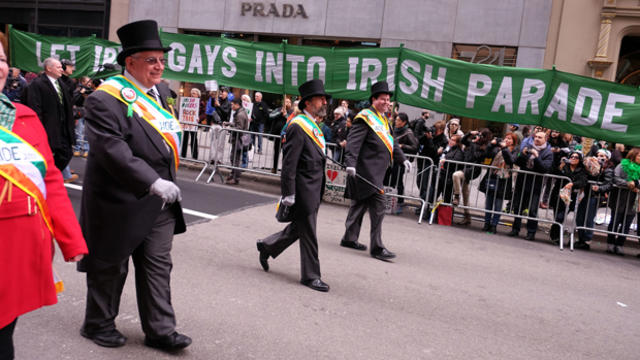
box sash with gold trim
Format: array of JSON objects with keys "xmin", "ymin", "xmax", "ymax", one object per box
[
  {"xmin": 97, "ymin": 75, "xmax": 182, "ymax": 171},
  {"xmin": 355, "ymin": 108, "xmax": 394, "ymax": 157},
  {"xmin": 290, "ymin": 114, "xmax": 326, "ymax": 154},
  {"xmin": 0, "ymin": 125, "xmax": 53, "ymax": 233}
]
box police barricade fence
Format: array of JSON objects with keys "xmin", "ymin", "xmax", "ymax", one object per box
[
  {"xmin": 429, "ymin": 159, "xmax": 573, "ymax": 249},
  {"xmin": 178, "ymin": 121, "xmax": 216, "ymax": 181},
  {"xmin": 572, "ymin": 180, "xmax": 639, "ymax": 252}
]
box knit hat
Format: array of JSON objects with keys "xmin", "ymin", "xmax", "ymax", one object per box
[{"xmin": 597, "ymin": 148, "xmax": 612, "ymax": 159}]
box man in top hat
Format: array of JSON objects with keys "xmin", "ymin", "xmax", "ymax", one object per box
[
  {"xmin": 339, "ymin": 81, "xmax": 411, "ymax": 261},
  {"xmin": 256, "ymin": 79, "xmax": 331, "ymax": 292},
  {"xmin": 77, "ymin": 20, "xmax": 191, "ymax": 351}
]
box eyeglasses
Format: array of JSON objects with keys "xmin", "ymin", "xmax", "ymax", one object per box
[
  {"xmin": 569, "ymin": 155, "xmax": 580, "ymax": 159},
  {"xmin": 132, "ymin": 56, "xmax": 167, "ymax": 65}
]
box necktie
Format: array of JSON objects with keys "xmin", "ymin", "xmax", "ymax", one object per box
[
  {"xmin": 53, "ymin": 80, "xmax": 63, "ymax": 104},
  {"xmin": 147, "ymin": 88, "xmax": 158, "ymax": 103}
]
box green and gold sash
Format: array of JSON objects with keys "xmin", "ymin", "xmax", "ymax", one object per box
[
  {"xmin": 290, "ymin": 114, "xmax": 326, "ymax": 154},
  {"xmin": 97, "ymin": 75, "xmax": 182, "ymax": 171},
  {"xmin": 355, "ymin": 108, "xmax": 393, "ymax": 157}
]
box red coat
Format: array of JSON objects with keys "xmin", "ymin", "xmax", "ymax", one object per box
[{"xmin": 0, "ymin": 103, "xmax": 88, "ymax": 329}]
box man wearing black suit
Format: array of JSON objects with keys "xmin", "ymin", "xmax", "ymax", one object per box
[
  {"xmin": 23, "ymin": 57, "xmax": 75, "ymax": 171},
  {"xmin": 339, "ymin": 81, "xmax": 411, "ymax": 261},
  {"xmin": 77, "ymin": 20, "xmax": 191, "ymax": 351},
  {"xmin": 256, "ymin": 79, "xmax": 330, "ymax": 292}
]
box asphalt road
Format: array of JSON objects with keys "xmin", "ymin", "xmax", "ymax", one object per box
[{"xmin": 12, "ymin": 162, "xmax": 640, "ymax": 359}]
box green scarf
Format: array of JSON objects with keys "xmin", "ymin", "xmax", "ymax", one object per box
[
  {"xmin": 621, "ymin": 158, "xmax": 640, "ymax": 181},
  {"xmin": 0, "ymin": 93, "xmax": 16, "ymax": 130}
]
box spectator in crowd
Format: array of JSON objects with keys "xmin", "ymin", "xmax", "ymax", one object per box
[
  {"xmin": 540, "ymin": 129, "xmax": 568, "ymax": 209},
  {"xmin": 508, "ymin": 130, "xmax": 553, "ymax": 241},
  {"xmin": 59, "ymin": 59, "xmax": 76, "ymax": 92},
  {"xmin": 215, "ymin": 86, "xmax": 231, "ymax": 124},
  {"xmin": 330, "ymin": 107, "xmax": 347, "ymax": 162},
  {"xmin": 452, "ymin": 128, "xmax": 493, "ymax": 225},
  {"xmin": 548, "ymin": 151, "xmax": 587, "ymax": 244},
  {"xmin": 339, "ymin": 99, "xmax": 353, "ymax": 120},
  {"xmin": 606, "ymin": 147, "xmax": 640, "ymax": 256},
  {"xmin": 575, "ymin": 149, "xmax": 614, "ymax": 250},
  {"xmin": 520, "ymin": 125, "xmax": 544, "ymax": 150},
  {"xmin": 609, "ymin": 143, "xmax": 624, "ymax": 165},
  {"xmin": 509, "ymin": 124, "xmax": 523, "ymax": 143},
  {"xmin": 180, "ymin": 88, "xmax": 202, "ymax": 159},
  {"xmin": 0, "ymin": 41, "xmax": 87, "ymax": 360},
  {"xmin": 22, "ymin": 57, "xmax": 76, "ymax": 182},
  {"xmin": 2, "ymin": 67, "xmax": 27, "ymax": 102},
  {"xmin": 561, "ymin": 132, "xmax": 578, "ymax": 149},
  {"xmin": 225, "ymin": 97, "xmax": 249, "ymax": 185},
  {"xmin": 521, "ymin": 125, "xmax": 530, "ymax": 140},
  {"xmin": 204, "ymin": 90, "xmax": 219, "ymax": 126},
  {"xmin": 409, "ymin": 110, "xmax": 430, "ymax": 136},
  {"xmin": 416, "ymin": 120, "xmax": 447, "ymax": 211},
  {"xmin": 250, "ymin": 91, "xmax": 270, "ymax": 154},
  {"xmin": 436, "ymin": 134, "xmax": 465, "ymax": 204},
  {"xmin": 268, "ymin": 96, "xmax": 292, "ymax": 173},
  {"xmin": 383, "ymin": 112, "xmax": 418, "ymax": 214},
  {"xmin": 444, "ymin": 117, "xmax": 463, "ymax": 140},
  {"xmin": 72, "ymin": 76, "xmax": 93, "ymax": 158},
  {"xmin": 481, "ymin": 132, "xmax": 519, "ymax": 234}
]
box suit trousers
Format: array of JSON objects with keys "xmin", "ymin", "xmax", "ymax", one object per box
[
  {"xmin": 260, "ymin": 210, "xmax": 321, "ymax": 282},
  {"xmin": 342, "ymin": 192, "xmax": 386, "ymax": 252},
  {"xmin": 0, "ymin": 318, "xmax": 16, "ymax": 360},
  {"xmin": 82, "ymin": 208, "xmax": 177, "ymax": 338}
]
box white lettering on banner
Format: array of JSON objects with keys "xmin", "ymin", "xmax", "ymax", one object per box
[
  {"xmin": 491, "ymin": 76, "xmax": 513, "ymax": 113},
  {"xmin": 306, "ymin": 56, "xmax": 326, "ymax": 83},
  {"xmin": 93, "ymin": 46, "xmax": 102, "ymax": 72},
  {"xmin": 266, "ymin": 52, "xmax": 283, "ymax": 84},
  {"xmin": 346, "ymin": 57, "xmax": 359, "ymax": 90},
  {"xmin": 169, "ymin": 42, "xmax": 187, "ymax": 71},
  {"xmin": 0, "ymin": 142, "xmax": 40, "ymax": 164},
  {"xmin": 399, "ymin": 60, "xmax": 419, "ymax": 94},
  {"xmin": 187, "ymin": 44, "xmax": 204, "ymax": 74},
  {"xmin": 466, "ymin": 74, "xmax": 492, "ymax": 108},
  {"xmin": 359, "ymin": 58, "xmax": 382, "ymax": 91},
  {"xmin": 571, "ymin": 87, "xmax": 602, "ymax": 126},
  {"xmin": 36, "ymin": 42, "xmax": 44, "ymax": 67},
  {"xmin": 286, "ymin": 54, "xmax": 304, "ymax": 86},
  {"xmin": 518, "ymin": 78, "xmax": 545, "ymax": 115},
  {"xmin": 103, "ymin": 47, "xmax": 118, "ymax": 65},
  {"xmin": 222, "ymin": 47, "xmax": 237, "ymax": 78},
  {"xmin": 602, "ymin": 93, "xmax": 635, "ymax": 133},
  {"xmin": 67, "ymin": 45, "xmax": 80, "ymax": 63},
  {"xmin": 255, "ymin": 51, "xmax": 264, "ymax": 82},
  {"xmin": 421, "ymin": 65, "xmax": 446, "ymax": 102},
  {"xmin": 544, "ymin": 83, "xmax": 569, "ymax": 121},
  {"xmin": 50, "ymin": 44, "xmax": 65, "ymax": 59},
  {"xmin": 386, "ymin": 58, "xmax": 397, "ymax": 92},
  {"xmin": 204, "ymin": 45, "xmax": 221, "ymax": 75},
  {"xmin": 36, "ymin": 42, "xmax": 89, "ymax": 68}
]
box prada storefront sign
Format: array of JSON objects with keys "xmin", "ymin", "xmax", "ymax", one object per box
[{"xmin": 241, "ymin": 2, "xmax": 308, "ymax": 18}]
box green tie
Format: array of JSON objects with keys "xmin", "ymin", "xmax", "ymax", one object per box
[{"xmin": 53, "ymin": 80, "xmax": 63, "ymax": 104}]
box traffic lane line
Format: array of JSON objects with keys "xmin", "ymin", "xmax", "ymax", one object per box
[{"xmin": 63, "ymin": 183, "xmax": 218, "ymax": 220}]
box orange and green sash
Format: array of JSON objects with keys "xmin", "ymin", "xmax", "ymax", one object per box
[
  {"xmin": 356, "ymin": 108, "xmax": 394, "ymax": 157},
  {"xmin": 97, "ymin": 75, "xmax": 182, "ymax": 171},
  {"xmin": 0, "ymin": 125, "xmax": 53, "ymax": 233},
  {"xmin": 290, "ymin": 114, "xmax": 326, "ymax": 154}
]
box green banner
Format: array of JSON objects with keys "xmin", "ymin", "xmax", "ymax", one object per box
[{"xmin": 8, "ymin": 27, "xmax": 640, "ymax": 145}]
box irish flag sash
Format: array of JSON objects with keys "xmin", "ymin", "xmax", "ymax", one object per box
[
  {"xmin": 0, "ymin": 125, "xmax": 53, "ymax": 233},
  {"xmin": 291, "ymin": 114, "xmax": 326, "ymax": 154},
  {"xmin": 97, "ymin": 75, "xmax": 182, "ymax": 171},
  {"xmin": 356, "ymin": 108, "xmax": 394, "ymax": 157}
]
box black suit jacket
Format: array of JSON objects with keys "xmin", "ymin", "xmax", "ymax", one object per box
[
  {"xmin": 79, "ymin": 80, "xmax": 186, "ymax": 265},
  {"xmin": 344, "ymin": 107, "xmax": 406, "ymax": 200},
  {"xmin": 23, "ymin": 73, "xmax": 75, "ymax": 163},
  {"xmin": 281, "ymin": 118, "xmax": 326, "ymax": 215}
]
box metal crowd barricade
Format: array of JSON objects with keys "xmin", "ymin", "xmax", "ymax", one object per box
[
  {"xmin": 572, "ymin": 180, "xmax": 639, "ymax": 250},
  {"xmin": 429, "ymin": 159, "xmax": 573, "ymax": 249},
  {"xmin": 205, "ymin": 127, "xmax": 283, "ymax": 183},
  {"xmin": 178, "ymin": 122, "xmax": 216, "ymax": 181}
]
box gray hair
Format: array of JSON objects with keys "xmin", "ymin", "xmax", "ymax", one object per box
[
  {"xmin": 190, "ymin": 88, "xmax": 201, "ymax": 97},
  {"xmin": 43, "ymin": 57, "xmax": 59, "ymax": 71}
]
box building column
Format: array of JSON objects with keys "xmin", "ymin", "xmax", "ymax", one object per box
[{"xmin": 587, "ymin": 12, "xmax": 615, "ymax": 79}]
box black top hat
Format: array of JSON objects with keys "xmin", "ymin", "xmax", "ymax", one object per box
[
  {"xmin": 116, "ymin": 20, "xmax": 171, "ymax": 66},
  {"xmin": 370, "ymin": 81, "xmax": 393, "ymax": 100},
  {"xmin": 298, "ymin": 79, "xmax": 331, "ymax": 110}
]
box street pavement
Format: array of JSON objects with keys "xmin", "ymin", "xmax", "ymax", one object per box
[{"xmin": 13, "ymin": 163, "xmax": 640, "ymax": 359}]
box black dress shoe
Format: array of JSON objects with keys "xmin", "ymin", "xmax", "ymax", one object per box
[
  {"xmin": 524, "ymin": 233, "xmax": 536, "ymax": 241},
  {"xmin": 340, "ymin": 240, "xmax": 367, "ymax": 251},
  {"xmin": 371, "ymin": 248, "xmax": 396, "ymax": 261},
  {"xmin": 80, "ymin": 328, "xmax": 127, "ymax": 348},
  {"xmin": 301, "ymin": 278, "xmax": 330, "ymax": 292},
  {"xmin": 256, "ymin": 242, "xmax": 269, "ymax": 272},
  {"xmin": 507, "ymin": 229, "xmax": 519, "ymax": 237},
  {"xmin": 144, "ymin": 332, "xmax": 192, "ymax": 351}
]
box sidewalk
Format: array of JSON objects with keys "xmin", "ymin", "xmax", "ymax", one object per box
[{"xmin": 15, "ymin": 197, "xmax": 640, "ymax": 359}]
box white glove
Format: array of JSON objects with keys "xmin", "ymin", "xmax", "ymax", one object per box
[
  {"xmin": 282, "ymin": 194, "xmax": 295, "ymax": 206},
  {"xmin": 403, "ymin": 160, "xmax": 412, "ymax": 172},
  {"xmin": 150, "ymin": 178, "xmax": 182, "ymax": 204},
  {"xmin": 346, "ymin": 167, "xmax": 356, "ymax": 176}
]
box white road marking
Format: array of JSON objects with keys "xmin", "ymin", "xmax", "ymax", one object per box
[
  {"xmin": 64, "ymin": 183, "xmax": 218, "ymax": 220},
  {"xmin": 617, "ymin": 302, "xmax": 628, "ymax": 308}
]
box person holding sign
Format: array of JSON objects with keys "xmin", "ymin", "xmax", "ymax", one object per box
[
  {"xmin": 340, "ymin": 81, "xmax": 411, "ymax": 261},
  {"xmin": 256, "ymin": 79, "xmax": 330, "ymax": 292},
  {"xmin": 77, "ymin": 20, "xmax": 191, "ymax": 351},
  {"xmin": 0, "ymin": 42, "xmax": 87, "ymax": 360}
]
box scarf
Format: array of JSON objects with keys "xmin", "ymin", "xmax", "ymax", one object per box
[
  {"xmin": 527, "ymin": 141, "xmax": 547, "ymax": 169},
  {"xmin": 490, "ymin": 150, "xmax": 510, "ymax": 178},
  {"xmin": 621, "ymin": 158, "xmax": 640, "ymax": 182},
  {"xmin": 0, "ymin": 93, "xmax": 16, "ymax": 129}
]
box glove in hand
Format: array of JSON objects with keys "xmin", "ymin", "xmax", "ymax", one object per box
[
  {"xmin": 282, "ymin": 194, "xmax": 295, "ymax": 206},
  {"xmin": 150, "ymin": 178, "xmax": 182, "ymax": 204},
  {"xmin": 346, "ymin": 167, "xmax": 356, "ymax": 176}
]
